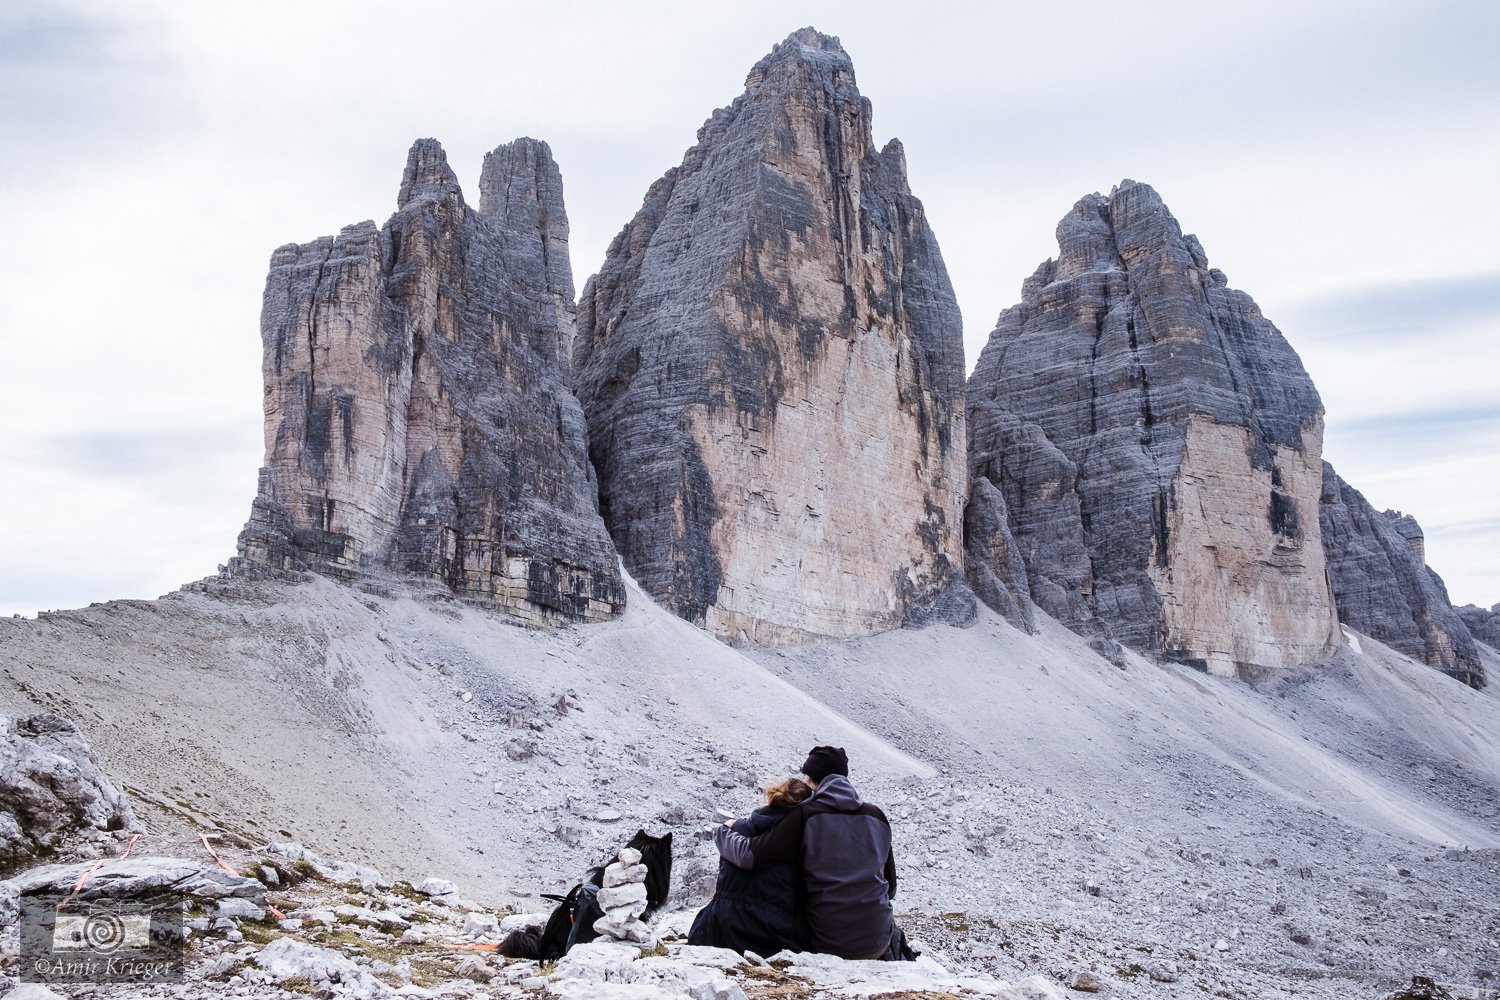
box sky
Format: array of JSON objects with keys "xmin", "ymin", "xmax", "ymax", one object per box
[{"xmin": 1, "ymin": 0, "xmax": 1497, "ymax": 617}]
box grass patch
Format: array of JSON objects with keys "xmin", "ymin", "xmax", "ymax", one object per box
[
  {"xmin": 938, "ymin": 911, "xmax": 971, "ymax": 933},
  {"xmin": 237, "ymin": 921, "xmax": 284, "ymax": 946},
  {"xmin": 409, "ymin": 956, "xmax": 457, "ymax": 988}
]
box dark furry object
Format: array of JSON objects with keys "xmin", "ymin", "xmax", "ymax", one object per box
[
  {"xmin": 496, "ymin": 925, "xmax": 541, "ymax": 959},
  {"xmin": 623, "ymin": 828, "xmax": 673, "ymax": 915}
]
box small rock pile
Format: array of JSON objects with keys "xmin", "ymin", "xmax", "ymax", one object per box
[{"xmin": 593, "ymin": 846, "xmax": 651, "ymax": 943}]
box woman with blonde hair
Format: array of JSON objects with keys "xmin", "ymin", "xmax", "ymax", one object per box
[{"xmin": 687, "ymin": 777, "xmax": 812, "ymax": 955}]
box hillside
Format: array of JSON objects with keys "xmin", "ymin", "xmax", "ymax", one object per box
[{"xmin": 3, "ymin": 575, "xmax": 1498, "ymax": 997}]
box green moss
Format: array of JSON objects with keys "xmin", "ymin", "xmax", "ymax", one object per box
[{"xmin": 237, "ymin": 922, "xmax": 283, "ymax": 946}]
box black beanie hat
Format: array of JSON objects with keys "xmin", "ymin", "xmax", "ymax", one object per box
[{"xmin": 801, "ymin": 745, "xmax": 849, "ymax": 783}]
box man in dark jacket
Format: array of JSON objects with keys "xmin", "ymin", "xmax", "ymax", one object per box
[{"xmin": 714, "ymin": 746, "xmax": 897, "ymax": 960}]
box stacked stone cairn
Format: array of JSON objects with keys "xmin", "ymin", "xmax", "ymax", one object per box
[{"xmin": 593, "ymin": 847, "xmax": 651, "ymax": 943}]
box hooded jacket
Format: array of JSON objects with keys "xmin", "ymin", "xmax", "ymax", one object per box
[
  {"xmin": 714, "ymin": 774, "xmax": 896, "ymax": 960},
  {"xmin": 688, "ymin": 804, "xmax": 810, "ymax": 955}
]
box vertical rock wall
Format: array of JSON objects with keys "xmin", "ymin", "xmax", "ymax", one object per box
[
  {"xmin": 1455, "ymin": 604, "xmax": 1500, "ymax": 651},
  {"xmin": 1320, "ymin": 464, "xmax": 1485, "ymax": 688},
  {"xmin": 574, "ymin": 28, "xmax": 971, "ymax": 645},
  {"xmin": 234, "ymin": 139, "xmax": 623, "ymax": 624},
  {"xmin": 968, "ymin": 181, "xmax": 1339, "ymax": 674}
]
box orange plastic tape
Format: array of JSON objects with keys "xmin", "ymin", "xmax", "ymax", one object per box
[{"xmin": 200, "ymin": 834, "xmax": 240, "ymax": 876}]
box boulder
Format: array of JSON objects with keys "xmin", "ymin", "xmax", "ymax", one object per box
[
  {"xmin": 254, "ymin": 936, "xmax": 389, "ymax": 998},
  {"xmin": 0, "ymin": 714, "xmax": 137, "ymax": 874},
  {"xmin": 3, "ymin": 856, "xmax": 264, "ymax": 905}
]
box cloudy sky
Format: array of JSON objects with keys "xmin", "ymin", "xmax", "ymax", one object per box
[{"xmin": 2, "ymin": 0, "xmax": 1496, "ymax": 617}]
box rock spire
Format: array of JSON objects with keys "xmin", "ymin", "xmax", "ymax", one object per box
[
  {"xmin": 233, "ymin": 138, "xmax": 624, "ymax": 624},
  {"xmin": 967, "ymin": 181, "xmax": 1340, "ymax": 674},
  {"xmin": 574, "ymin": 28, "xmax": 972, "ymax": 644}
]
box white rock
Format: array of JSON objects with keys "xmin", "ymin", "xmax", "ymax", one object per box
[
  {"xmin": 997, "ymin": 976, "xmax": 1069, "ymax": 999},
  {"xmin": 598, "ymin": 882, "xmax": 648, "ymax": 910},
  {"xmin": 500, "ymin": 911, "xmax": 549, "ymax": 933},
  {"xmin": 617, "ymin": 847, "xmax": 642, "ymax": 866},
  {"xmin": 296, "ymin": 909, "xmax": 337, "ymax": 925},
  {"xmin": 254, "ymin": 937, "xmax": 389, "ymax": 998},
  {"xmin": 1146, "ymin": 959, "xmax": 1180, "ymax": 983},
  {"xmin": 603, "ymin": 862, "xmax": 650, "ymax": 887},
  {"xmin": 7, "ymin": 986, "xmax": 69, "ymax": 1000},
  {"xmin": 416, "ymin": 876, "xmax": 459, "ymax": 898},
  {"xmin": 463, "ymin": 912, "xmax": 502, "ymax": 939},
  {"xmin": 593, "ymin": 915, "xmax": 653, "ymax": 944},
  {"xmin": 551, "ymin": 940, "xmax": 643, "ymax": 981},
  {"xmin": 261, "ymin": 842, "xmax": 388, "ymax": 891},
  {"xmin": 5, "ymin": 856, "xmax": 263, "ymax": 903},
  {"xmin": 218, "ymin": 897, "xmax": 267, "ymax": 921},
  {"xmin": 669, "ymin": 945, "xmax": 748, "ymax": 970},
  {"xmin": 601, "ymin": 898, "xmax": 649, "ymax": 925}
]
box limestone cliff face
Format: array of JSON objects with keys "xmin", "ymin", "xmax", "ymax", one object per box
[
  {"xmin": 1456, "ymin": 604, "xmax": 1500, "ymax": 651},
  {"xmin": 1320, "ymin": 465, "xmax": 1485, "ymax": 688},
  {"xmin": 968, "ymin": 181, "xmax": 1339, "ymax": 674},
  {"xmin": 574, "ymin": 28, "xmax": 971, "ymax": 645},
  {"xmin": 234, "ymin": 138, "xmax": 624, "ymax": 624}
]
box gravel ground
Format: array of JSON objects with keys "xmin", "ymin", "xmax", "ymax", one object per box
[{"xmin": 2, "ymin": 573, "xmax": 1498, "ymax": 998}]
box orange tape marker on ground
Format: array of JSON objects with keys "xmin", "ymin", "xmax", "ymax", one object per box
[
  {"xmin": 57, "ymin": 832, "xmax": 141, "ymax": 912},
  {"xmin": 198, "ymin": 836, "xmax": 290, "ymax": 921},
  {"xmin": 200, "ymin": 834, "xmax": 240, "ymax": 876}
]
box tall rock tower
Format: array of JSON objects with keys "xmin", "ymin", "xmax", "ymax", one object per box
[
  {"xmin": 233, "ymin": 138, "xmax": 624, "ymax": 624},
  {"xmin": 574, "ymin": 28, "xmax": 972, "ymax": 645},
  {"xmin": 968, "ymin": 181, "xmax": 1340, "ymax": 674}
]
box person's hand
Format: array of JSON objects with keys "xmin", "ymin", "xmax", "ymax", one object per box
[{"xmin": 722, "ymin": 819, "xmax": 734, "ymax": 827}]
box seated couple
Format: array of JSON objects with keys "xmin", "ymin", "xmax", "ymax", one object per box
[{"xmin": 688, "ymin": 745, "xmax": 910, "ymax": 961}]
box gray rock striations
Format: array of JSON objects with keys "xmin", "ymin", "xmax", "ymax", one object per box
[
  {"xmin": 573, "ymin": 28, "xmax": 971, "ymax": 645},
  {"xmin": 233, "ymin": 138, "xmax": 623, "ymax": 624},
  {"xmin": 968, "ymin": 181, "xmax": 1340, "ymax": 675},
  {"xmin": 0, "ymin": 714, "xmax": 137, "ymax": 874},
  {"xmin": 1319, "ymin": 466, "xmax": 1485, "ymax": 688},
  {"xmin": 1455, "ymin": 603, "xmax": 1500, "ymax": 651}
]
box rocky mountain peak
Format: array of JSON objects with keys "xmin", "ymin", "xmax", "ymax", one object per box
[
  {"xmin": 968, "ymin": 181, "xmax": 1340, "ymax": 674},
  {"xmin": 232, "ymin": 137, "xmax": 622, "ymax": 623},
  {"xmin": 574, "ymin": 31, "xmax": 972, "ymax": 644},
  {"xmin": 745, "ymin": 27, "xmax": 852, "ymax": 87},
  {"xmin": 396, "ymin": 137, "xmax": 462, "ymax": 208}
]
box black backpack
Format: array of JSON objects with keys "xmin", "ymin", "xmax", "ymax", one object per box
[
  {"xmin": 502, "ymin": 830, "xmax": 673, "ymax": 960},
  {"xmin": 528, "ymin": 866, "xmax": 604, "ymax": 961}
]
